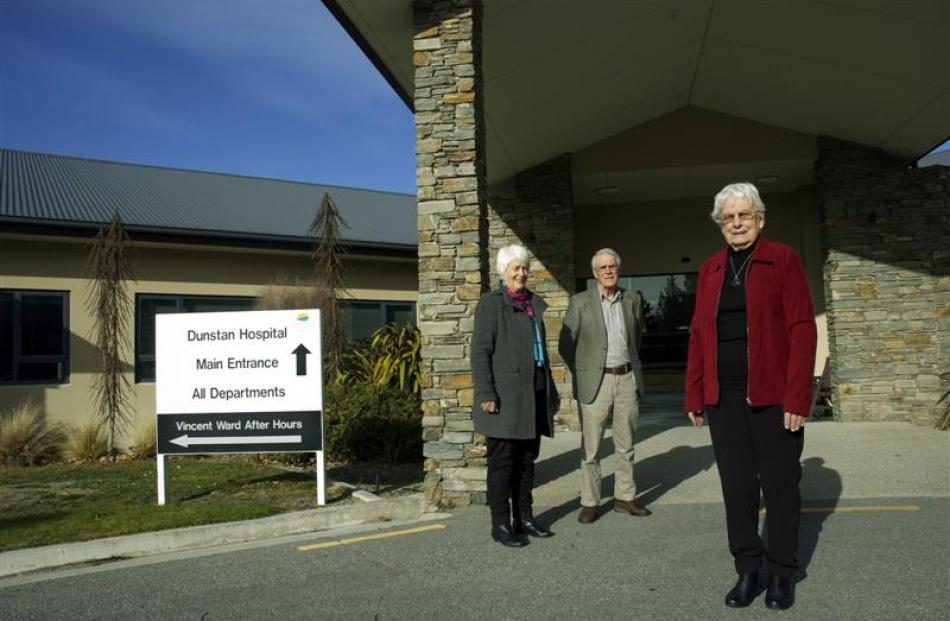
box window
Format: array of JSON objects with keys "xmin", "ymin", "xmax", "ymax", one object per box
[
  {"xmin": 340, "ymin": 301, "xmax": 416, "ymax": 342},
  {"xmin": 135, "ymin": 294, "xmax": 255, "ymax": 382},
  {"xmin": 580, "ymin": 273, "xmax": 697, "ymax": 369},
  {"xmin": 0, "ymin": 290, "xmax": 69, "ymax": 384}
]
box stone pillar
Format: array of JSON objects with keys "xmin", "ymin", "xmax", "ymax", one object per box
[
  {"xmin": 816, "ymin": 136, "xmax": 949, "ymax": 424},
  {"xmin": 413, "ymin": 0, "xmax": 488, "ymax": 508},
  {"xmin": 488, "ymin": 155, "xmax": 577, "ymax": 429}
]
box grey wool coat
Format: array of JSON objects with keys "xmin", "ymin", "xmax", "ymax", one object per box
[
  {"xmin": 471, "ymin": 288, "xmax": 558, "ymax": 440},
  {"xmin": 558, "ymin": 287, "xmax": 646, "ymax": 405}
]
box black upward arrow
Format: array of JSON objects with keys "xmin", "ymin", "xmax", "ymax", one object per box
[{"xmin": 292, "ymin": 344, "xmax": 311, "ymax": 376}]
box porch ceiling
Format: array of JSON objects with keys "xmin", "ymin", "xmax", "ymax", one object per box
[{"xmin": 328, "ymin": 0, "xmax": 949, "ymax": 190}]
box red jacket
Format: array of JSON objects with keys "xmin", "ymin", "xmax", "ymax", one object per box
[{"xmin": 684, "ymin": 237, "xmax": 817, "ymax": 416}]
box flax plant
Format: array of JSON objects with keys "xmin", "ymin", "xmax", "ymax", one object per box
[{"xmin": 339, "ymin": 323, "xmax": 422, "ymax": 395}]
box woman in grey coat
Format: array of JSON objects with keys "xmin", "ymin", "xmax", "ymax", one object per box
[{"xmin": 471, "ymin": 244, "xmax": 559, "ymax": 547}]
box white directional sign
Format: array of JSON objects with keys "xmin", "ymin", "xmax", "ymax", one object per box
[{"xmin": 155, "ymin": 308, "xmax": 323, "ymax": 455}]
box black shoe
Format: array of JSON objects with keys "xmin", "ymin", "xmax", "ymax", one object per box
[
  {"xmin": 512, "ymin": 518, "xmax": 553, "ymax": 538},
  {"xmin": 765, "ymin": 575, "xmax": 794, "ymax": 610},
  {"xmin": 491, "ymin": 524, "xmax": 528, "ymax": 547},
  {"xmin": 725, "ymin": 571, "xmax": 759, "ymax": 608}
]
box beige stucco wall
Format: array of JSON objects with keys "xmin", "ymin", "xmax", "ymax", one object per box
[
  {"xmin": 0, "ymin": 234, "xmax": 417, "ymax": 440},
  {"xmin": 573, "ymin": 187, "xmax": 829, "ymax": 377}
]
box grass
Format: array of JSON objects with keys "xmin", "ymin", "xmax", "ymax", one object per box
[{"xmin": 0, "ymin": 457, "xmax": 422, "ymax": 553}]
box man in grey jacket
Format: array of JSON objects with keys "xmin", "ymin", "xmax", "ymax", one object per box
[{"xmin": 559, "ymin": 248, "xmax": 651, "ymax": 523}]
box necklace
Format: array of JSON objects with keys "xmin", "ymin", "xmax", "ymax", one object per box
[{"xmin": 728, "ymin": 253, "xmax": 753, "ymax": 287}]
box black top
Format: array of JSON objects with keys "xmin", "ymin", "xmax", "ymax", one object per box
[{"xmin": 717, "ymin": 242, "xmax": 756, "ymax": 390}]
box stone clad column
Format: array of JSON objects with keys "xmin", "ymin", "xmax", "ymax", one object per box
[
  {"xmin": 413, "ymin": 0, "xmax": 488, "ymax": 507},
  {"xmin": 816, "ymin": 137, "xmax": 949, "ymax": 424}
]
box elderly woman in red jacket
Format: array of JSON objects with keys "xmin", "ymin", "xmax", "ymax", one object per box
[{"xmin": 685, "ymin": 182, "xmax": 816, "ymax": 611}]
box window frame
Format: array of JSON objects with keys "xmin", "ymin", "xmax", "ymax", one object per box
[
  {"xmin": 0, "ymin": 288, "xmax": 70, "ymax": 386},
  {"xmin": 339, "ymin": 299, "xmax": 417, "ymax": 343},
  {"xmin": 578, "ymin": 271, "xmax": 698, "ymax": 370},
  {"xmin": 135, "ymin": 293, "xmax": 256, "ymax": 383}
]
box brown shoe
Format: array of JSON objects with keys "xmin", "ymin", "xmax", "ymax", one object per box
[
  {"xmin": 577, "ymin": 506, "xmax": 598, "ymax": 524},
  {"xmin": 614, "ymin": 498, "xmax": 652, "ymax": 517}
]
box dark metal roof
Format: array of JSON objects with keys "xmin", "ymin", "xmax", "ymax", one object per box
[{"xmin": 0, "ymin": 149, "xmax": 417, "ymax": 253}]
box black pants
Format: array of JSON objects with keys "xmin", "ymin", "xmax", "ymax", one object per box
[
  {"xmin": 486, "ymin": 370, "xmax": 547, "ymax": 526},
  {"xmin": 486, "ymin": 435, "xmax": 541, "ymax": 526},
  {"xmin": 707, "ymin": 390, "xmax": 804, "ymax": 577}
]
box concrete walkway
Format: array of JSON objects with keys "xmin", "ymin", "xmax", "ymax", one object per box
[{"xmin": 535, "ymin": 393, "xmax": 950, "ymax": 519}]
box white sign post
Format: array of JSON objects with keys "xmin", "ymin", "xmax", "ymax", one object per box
[{"xmin": 155, "ymin": 308, "xmax": 324, "ymax": 505}]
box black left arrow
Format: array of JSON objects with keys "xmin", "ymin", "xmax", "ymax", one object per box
[{"xmin": 292, "ymin": 344, "xmax": 311, "ymax": 376}]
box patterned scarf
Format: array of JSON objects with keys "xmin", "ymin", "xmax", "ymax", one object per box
[
  {"xmin": 504, "ymin": 285, "xmax": 544, "ymax": 367},
  {"xmin": 505, "ymin": 285, "xmax": 534, "ymax": 318}
]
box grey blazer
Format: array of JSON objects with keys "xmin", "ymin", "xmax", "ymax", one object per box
[{"xmin": 558, "ymin": 287, "xmax": 646, "ymax": 405}]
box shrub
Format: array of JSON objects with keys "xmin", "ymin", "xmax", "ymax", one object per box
[
  {"xmin": 0, "ymin": 402, "xmax": 66, "ymax": 467},
  {"xmin": 259, "ymin": 452, "xmax": 314, "ymax": 467},
  {"xmin": 339, "ymin": 323, "xmax": 421, "ymax": 394},
  {"xmin": 324, "ymin": 381, "xmax": 422, "ymax": 464},
  {"xmin": 128, "ymin": 420, "xmax": 157, "ymax": 459},
  {"xmin": 66, "ymin": 419, "xmax": 109, "ymax": 462}
]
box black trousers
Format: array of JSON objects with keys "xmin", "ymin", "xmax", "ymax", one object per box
[
  {"xmin": 707, "ymin": 390, "xmax": 804, "ymax": 577},
  {"xmin": 486, "ymin": 370, "xmax": 547, "ymax": 526},
  {"xmin": 486, "ymin": 435, "xmax": 541, "ymax": 526}
]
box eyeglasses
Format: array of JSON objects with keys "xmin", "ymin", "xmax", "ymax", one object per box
[
  {"xmin": 719, "ymin": 211, "xmax": 757, "ymax": 226},
  {"xmin": 595, "ymin": 264, "xmax": 618, "ymax": 273}
]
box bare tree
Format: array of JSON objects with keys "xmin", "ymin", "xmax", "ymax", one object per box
[
  {"xmin": 309, "ymin": 193, "xmax": 349, "ymax": 381},
  {"xmin": 87, "ymin": 210, "xmax": 135, "ymax": 458}
]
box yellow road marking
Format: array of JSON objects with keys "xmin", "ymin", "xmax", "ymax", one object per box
[
  {"xmin": 800, "ymin": 504, "xmax": 920, "ymax": 514},
  {"xmin": 758, "ymin": 504, "xmax": 922, "ymax": 514},
  {"xmin": 297, "ymin": 523, "xmax": 446, "ymax": 552}
]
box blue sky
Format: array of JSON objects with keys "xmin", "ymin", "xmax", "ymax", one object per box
[{"xmin": 0, "ymin": 0, "xmax": 415, "ymax": 194}]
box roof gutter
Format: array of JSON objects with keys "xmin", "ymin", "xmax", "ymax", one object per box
[{"xmin": 0, "ymin": 218, "xmax": 417, "ymax": 259}]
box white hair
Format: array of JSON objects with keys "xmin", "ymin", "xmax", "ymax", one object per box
[
  {"xmin": 711, "ymin": 182, "xmax": 766, "ymax": 224},
  {"xmin": 496, "ymin": 244, "xmax": 530, "ymax": 276},
  {"xmin": 590, "ymin": 248, "xmax": 622, "ymax": 272}
]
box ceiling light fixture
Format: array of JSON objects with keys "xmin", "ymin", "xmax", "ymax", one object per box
[{"xmin": 755, "ymin": 175, "xmax": 780, "ymax": 185}]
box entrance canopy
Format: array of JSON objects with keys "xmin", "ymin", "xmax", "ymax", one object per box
[{"xmin": 326, "ymin": 0, "xmax": 947, "ymax": 200}]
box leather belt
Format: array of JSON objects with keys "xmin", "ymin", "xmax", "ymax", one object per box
[{"xmin": 603, "ymin": 363, "xmax": 632, "ymax": 375}]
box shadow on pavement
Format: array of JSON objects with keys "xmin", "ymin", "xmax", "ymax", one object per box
[
  {"xmin": 635, "ymin": 444, "xmax": 716, "ymax": 506},
  {"xmin": 797, "ymin": 456, "xmax": 842, "ymax": 581},
  {"xmin": 535, "ymin": 416, "xmax": 674, "ymax": 489},
  {"xmin": 534, "ymin": 393, "xmax": 709, "ymax": 527},
  {"xmin": 534, "ymin": 440, "xmax": 716, "ymax": 527}
]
